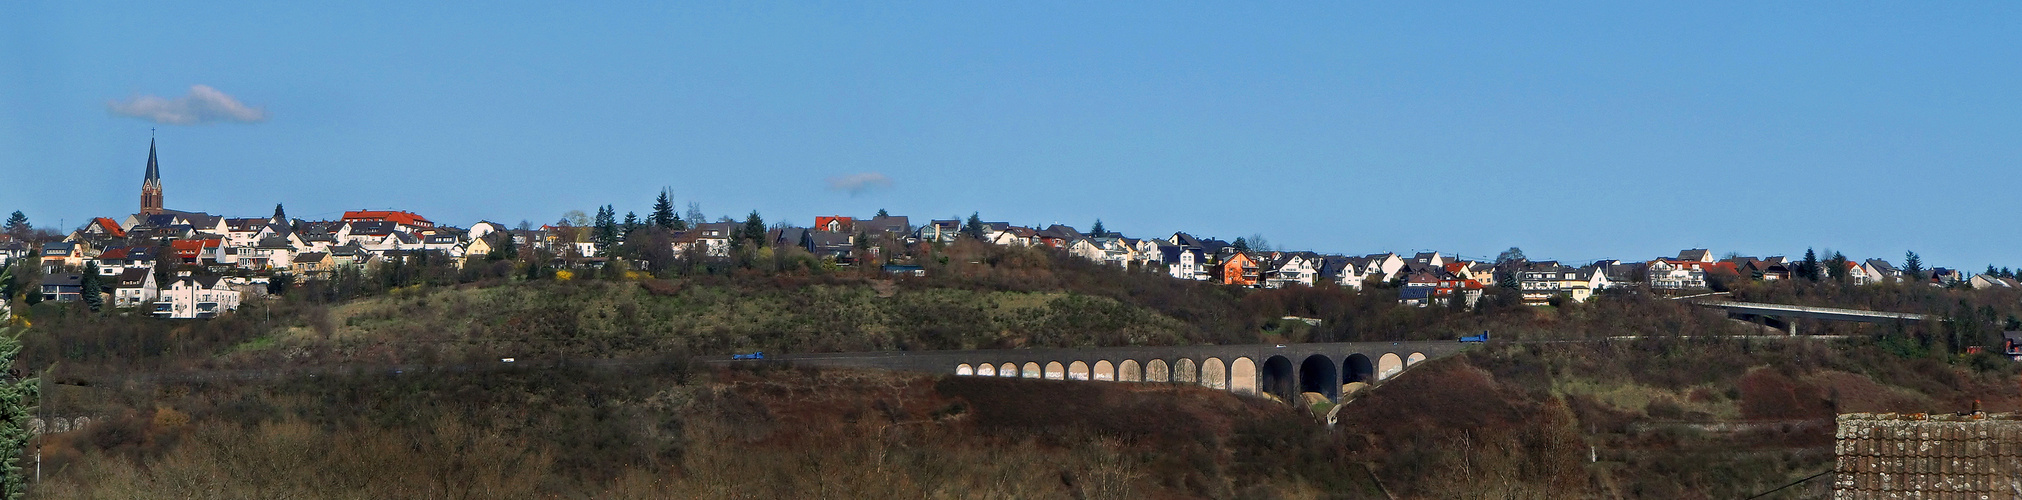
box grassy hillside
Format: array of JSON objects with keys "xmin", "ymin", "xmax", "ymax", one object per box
[
  {"xmin": 292, "ymin": 278, "xmax": 1200, "ymax": 362},
  {"xmin": 15, "ymin": 244, "xmax": 2022, "ymax": 498},
  {"xmin": 38, "ymin": 362, "xmax": 1383, "ymax": 499},
  {"xmin": 40, "ymin": 335, "xmax": 2017, "ymax": 499}
]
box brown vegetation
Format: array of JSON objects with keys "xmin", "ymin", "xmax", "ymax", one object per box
[
  {"xmin": 14, "ymin": 244, "xmax": 2022, "ymax": 498},
  {"xmin": 36, "ymin": 364, "xmax": 1396, "ymax": 499}
]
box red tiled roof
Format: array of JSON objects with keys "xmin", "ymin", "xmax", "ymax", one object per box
[
  {"xmin": 814, "ymin": 216, "xmax": 854, "ymax": 231},
  {"xmin": 89, "ymin": 217, "xmax": 126, "ymax": 237},
  {"xmin": 343, "ymin": 210, "xmax": 434, "ymax": 228},
  {"xmin": 170, "ymin": 239, "xmax": 222, "ymax": 258}
]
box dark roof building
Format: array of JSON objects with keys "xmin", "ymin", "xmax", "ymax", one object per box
[
  {"xmin": 40, "ymin": 273, "xmax": 84, "ymax": 302},
  {"xmin": 858, "ymin": 215, "xmax": 909, "ymax": 235}
]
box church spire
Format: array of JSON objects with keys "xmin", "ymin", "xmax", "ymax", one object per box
[
  {"xmin": 141, "ymin": 135, "xmax": 164, "ymax": 215},
  {"xmin": 145, "ymin": 136, "xmax": 160, "ymax": 183}
]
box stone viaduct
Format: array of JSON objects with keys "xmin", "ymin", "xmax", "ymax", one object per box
[{"xmin": 732, "ymin": 340, "xmax": 1474, "ymax": 403}]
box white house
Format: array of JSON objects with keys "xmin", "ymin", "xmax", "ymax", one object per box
[
  {"xmin": 985, "ymin": 226, "xmax": 1036, "ymax": 247},
  {"xmin": 1161, "ymin": 245, "xmax": 1208, "ymax": 281},
  {"xmin": 242, "ymin": 235, "xmax": 301, "ymax": 271},
  {"xmin": 1126, "ymin": 238, "xmax": 1163, "ymax": 266},
  {"xmin": 467, "ymin": 221, "xmax": 507, "ymax": 242},
  {"xmin": 1070, "ymin": 237, "xmax": 1135, "ymax": 267},
  {"xmin": 113, "ymin": 269, "xmax": 158, "ymax": 308},
  {"xmin": 1519, "ymin": 264, "xmax": 1612, "ymax": 304},
  {"xmin": 154, "ymin": 272, "xmax": 241, "ymax": 319},
  {"xmin": 0, "ymin": 241, "xmax": 26, "ymax": 268},
  {"xmin": 1318, "ymin": 256, "xmax": 1367, "ymax": 290},
  {"xmin": 1845, "ymin": 261, "xmax": 1877, "ymax": 286},
  {"xmin": 1646, "ymin": 260, "xmax": 1709, "ymax": 291},
  {"xmin": 421, "ymin": 232, "xmax": 464, "ymax": 257},
  {"xmin": 222, "ymin": 218, "xmax": 279, "ymax": 247},
  {"xmin": 1410, "ymin": 252, "xmax": 1445, "ymax": 268},
  {"xmin": 1969, "ymin": 274, "xmax": 2018, "ymax": 290},
  {"xmin": 1864, "ymin": 259, "xmax": 1902, "ymax": 281},
  {"xmin": 1519, "ymin": 265, "xmax": 1572, "ymax": 304},
  {"xmin": 1262, "ymin": 253, "xmax": 1317, "ymax": 288},
  {"xmin": 1363, "ymin": 253, "xmax": 1407, "ymax": 282},
  {"xmin": 691, "ymin": 222, "xmax": 736, "ymax": 257}
]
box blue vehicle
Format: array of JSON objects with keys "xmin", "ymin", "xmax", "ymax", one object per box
[
  {"xmin": 1458, "ymin": 332, "xmax": 1490, "ymax": 343},
  {"xmin": 731, "ymin": 351, "xmax": 766, "ymax": 360}
]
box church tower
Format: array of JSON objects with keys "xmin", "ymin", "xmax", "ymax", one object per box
[{"xmin": 140, "ymin": 137, "xmax": 164, "ymax": 215}]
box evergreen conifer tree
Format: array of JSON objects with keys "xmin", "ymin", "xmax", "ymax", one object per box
[
  {"xmin": 1826, "ymin": 252, "xmax": 1849, "ymax": 282},
  {"xmin": 0, "ymin": 267, "xmax": 37, "ymax": 500},
  {"xmin": 593, "ymin": 206, "xmax": 619, "ymax": 253},
  {"xmin": 81, "ymin": 263, "xmax": 105, "ymax": 311},
  {"xmin": 1090, "ymin": 219, "xmax": 1106, "ymax": 237},
  {"xmin": 2, "ymin": 212, "xmax": 25, "ymax": 238},
  {"xmin": 491, "ymin": 232, "xmax": 518, "ymax": 260},
  {"xmin": 742, "ymin": 211, "xmax": 766, "ymax": 247},
  {"xmin": 652, "ymin": 189, "xmax": 677, "ymax": 229},
  {"xmin": 962, "ymin": 212, "xmax": 985, "ymax": 240},
  {"xmin": 1233, "ymin": 238, "xmax": 1250, "ymax": 252},
  {"xmin": 1904, "ymin": 251, "xmax": 1925, "ymax": 281}
]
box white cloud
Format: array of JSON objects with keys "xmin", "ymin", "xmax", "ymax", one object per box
[
  {"xmin": 826, "ymin": 172, "xmax": 893, "ymax": 196},
  {"xmin": 107, "ymin": 85, "xmax": 268, "ymax": 125}
]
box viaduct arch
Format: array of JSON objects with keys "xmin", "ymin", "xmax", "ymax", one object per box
[
  {"xmin": 738, "ymin": 340, "xmax": 1467, "ymax": 405},
  {"xmin": 1299, "ymin": 355, "xmax": 1340, "ymax": 402}
]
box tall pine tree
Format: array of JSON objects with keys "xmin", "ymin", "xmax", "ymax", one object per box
[
  {"xmin": 1903, "ymin": 251, "xmax": 1925, "ymax": 281},
  {"xmin": 81, "ymin": 262, "xmax": 105, "ymax": 311},
  {"xmin": 2, "ymin": 212, "xmax": 25, "ymax": 238},
  {"xmin": 651, "ymin": 189, "xmax": 678, "ymax": 229},
  {"xmin": 1826, "ymin": 252, "xmax": 1849, "ymax": 282},
  {"xmin": 593, "ymin": 205, "xmax": 619, "ymax": 254},
  {"xmin": 742, "ymin": 211, "xmax": 767, "ymax": 247},
  {"xmin": 962, "ymin": 212, "xmax": 985, "ymax": 240}
]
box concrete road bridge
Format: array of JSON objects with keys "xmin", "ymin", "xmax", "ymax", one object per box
[
  {"xmin": 1689, "ymin": 299, "xmax": 1930, "ymax": 334},
  {"xmin": 721, "ymin": 340, "xmax": 1474, "ymax": 403}
]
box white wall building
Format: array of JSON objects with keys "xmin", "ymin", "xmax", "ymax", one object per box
[{"xmin": 154, "ymin": 272, "xmax": 242, "ymax": 319}]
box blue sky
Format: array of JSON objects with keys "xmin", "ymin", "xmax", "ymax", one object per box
[{"xmin": 4, "ymin": 2, "xmax": 2019, "ymax": 268}]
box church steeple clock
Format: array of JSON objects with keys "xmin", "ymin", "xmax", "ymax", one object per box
[{"xmin": 141, "ymin": 136, "xmax": 164, "ymax": 215}]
